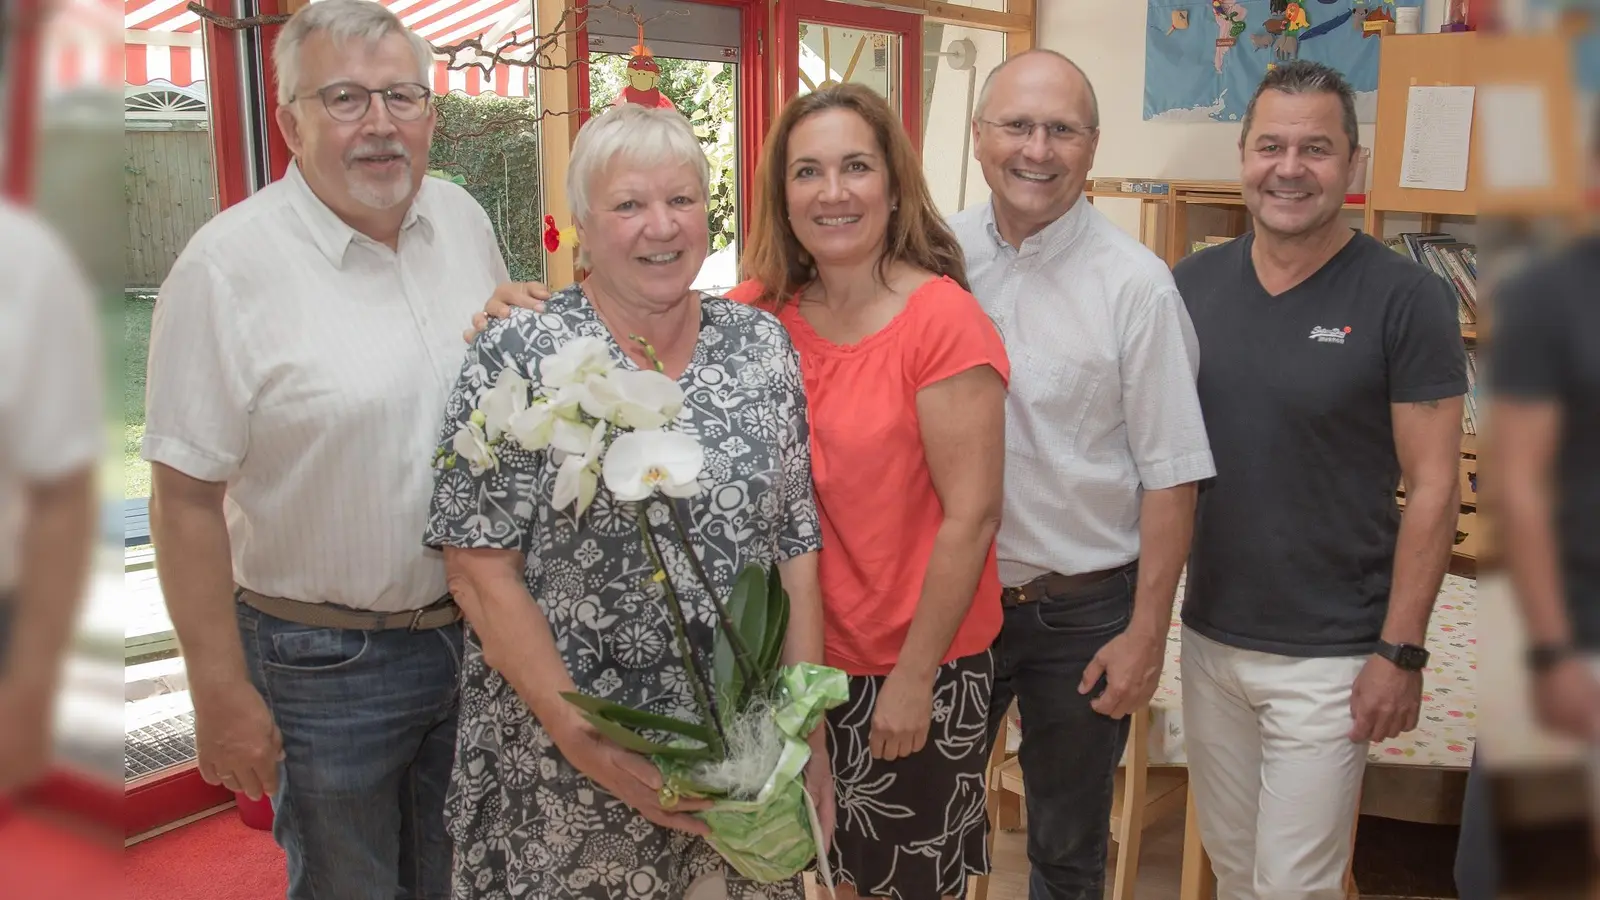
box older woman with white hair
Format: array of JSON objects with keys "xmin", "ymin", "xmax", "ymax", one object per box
[{"xmin": 423, "ymin": 102, "xmax": 831, "ymax": 900}]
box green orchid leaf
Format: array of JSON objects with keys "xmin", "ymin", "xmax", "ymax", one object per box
[
  {"xmin": 561, "ymin": 692, "xmax": 714, "ymax": 744},
  {"xmin": 714, "ymin": 632, "xmax": 744, "ymax": 730},
  {"xmin": 757, "ymin": 564, "xmax": 789, "ymax": 677},
  {"xmin": 574, "ymin": 709, "xmax": 713, "ymax": 762},
  {"xmin": 716, "ymin": 565, "xmax": 768, "ymax": 710},
  {"xmin": 760, "ymin": 579, "xmax": 789, "ymax": 679},
  {"xmin": 734, "ymin": 565, "xmax": 769, "ymax": 689}
]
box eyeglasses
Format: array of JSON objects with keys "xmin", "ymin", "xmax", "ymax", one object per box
[
  {"xmin": 295, "ymin": 81, "xmax": 433, "ymax": 123},
  {"xmin": 977, "ymin": 118, "xmax": 1098, "ymax": 145}
]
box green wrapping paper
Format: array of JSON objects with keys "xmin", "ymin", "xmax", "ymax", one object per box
[{"xmin": 658, "ymin": 663, "xmax": 849, "ymax": 883}]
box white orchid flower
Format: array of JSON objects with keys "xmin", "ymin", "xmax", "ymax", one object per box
[
  {"xmin": 577, "ymin": 372, "xmax": 622, "ymax": 422},
  {"xmin": 452, "ymin": 418, "xmax": 498, "ymax": 475},
  {"xmin": 553, "ymin": 421, "xmax": 607, "ymax": 517},
  {"xmin": 479, "ymin": 369, "xmax": 530, "ymax": 442},
  {"xmin": 551, "ymin": 416, "xmax": 601, "ymax": 459},
  {"xmin": 541, "ymin": 336, "xmax": 614, "ymax": 389},
  {"xmin": 604, "ymin": 369, "xmax": 685, "ymax": 430},
  {"xmin": 506, "ymin": 399, "xmax": 556, "ymax": 451},
  {"xmin": 602, "ymin": 429, "xmax": 704, "ymax": 501},
  {"xmin": 544, "ymin": 382, "xmax": 595, "ymax": 423}
]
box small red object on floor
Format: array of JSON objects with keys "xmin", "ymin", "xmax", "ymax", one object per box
[{"xmin": 236, "ymin": 791, "xmax": 274, "ymax": 831}]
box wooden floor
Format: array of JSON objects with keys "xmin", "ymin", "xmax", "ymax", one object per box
[{"xmin": 802, "ymin": 816, "xmax": 1190, "ymax": 900}]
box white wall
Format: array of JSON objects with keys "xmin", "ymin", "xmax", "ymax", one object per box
[{"xmin": 1036, "ymin": 0, "xmax": 1452, "ymax": 241}]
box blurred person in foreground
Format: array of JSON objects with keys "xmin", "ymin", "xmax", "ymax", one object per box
[
  {"xmin": 1481, "ymin": 114, "xmax": 1600, "ymax": 857},
  {"xmin": 0, "ymin": 200, "xmax": 102, "ymax": 802},
  {"xmin": 140, "ymin": 0, "xmax": 505, "ymax": 896}
]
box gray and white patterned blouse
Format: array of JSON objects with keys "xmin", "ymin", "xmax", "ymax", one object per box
[{"xmin": 423, "ymin": 285, "xmax": 821, "ymax": 900}]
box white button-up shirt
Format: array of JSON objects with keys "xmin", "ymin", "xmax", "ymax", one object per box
[
  {"xmin": 142, "ymin": 163, "xmax": 508, "ymax": 612},
  {"xmin": 949, "ymin": 195, "xmax": 1216, "ymax": 586},
  {"xmin": 0, "ymin": 202, "xmax": 105, "ymax": 592}
]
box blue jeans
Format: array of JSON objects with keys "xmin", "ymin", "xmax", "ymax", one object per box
[
  {"xmin": 985, "ymin": 565, "xmax": 1136, "ymax": 900},
  {"xmin": 238, "ymin": 601, "xmax": 462, "ymax": 900}
]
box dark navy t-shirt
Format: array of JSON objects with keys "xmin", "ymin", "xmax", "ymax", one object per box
[
  {"xmin": 1173, "ymin": 230, "xmax": 1468, "ymax": 657},
  {"xmin": 1486, "ymin": 237, "xmax": 1600, "ymax": 650}
]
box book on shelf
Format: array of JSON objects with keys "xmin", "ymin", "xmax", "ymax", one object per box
[
  {"xmin": 1463, "ymin": 347, "xmax": 1479, "ymax": 436},
  {"xmin": 1385, "ymin": 233, "xmax": 1479, "ymax": 328}
]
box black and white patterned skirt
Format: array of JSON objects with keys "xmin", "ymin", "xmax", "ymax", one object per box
[{"xmin": 824, "ymin": 649, "xmax": 995, "ymax": 899}]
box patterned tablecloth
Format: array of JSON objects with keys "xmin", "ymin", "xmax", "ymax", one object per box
[{"xmin": 1007, "ymin": 574, "xmax": 1479, "ymax": 770}]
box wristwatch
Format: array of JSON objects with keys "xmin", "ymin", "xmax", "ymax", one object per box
[
  {"xmin": 1374, "ymin": 640, "xmax": 1430, "ymax": 671},
  {"xmin": 1526, "ymin": 642, "xmax": 1577, "ymax": 674}
]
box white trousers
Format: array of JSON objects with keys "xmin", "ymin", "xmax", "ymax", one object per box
[{"xmin": 1181, "ymin": 627, "xmax": 1370, "ymax": 900}]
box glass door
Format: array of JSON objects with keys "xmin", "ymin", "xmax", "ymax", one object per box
[
  {"xmin": 578, "ymin": 0, "xmax": 749, "ymax": 294},
  {"xmin": 780, "ymin": 0, "xmax": 923, "ymax": 149}
]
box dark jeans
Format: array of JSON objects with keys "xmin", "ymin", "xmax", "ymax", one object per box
[
  {"xmin": 238, "ymin": 601, "xmax": 463, "ymax": 900},
  {"xmin": 1455, "ymin": 749, "xmax": 1501, "ymax": 900},
  {"xmin": 985, "ymin": 565, "xmax": 1137, "ymax": 900}
]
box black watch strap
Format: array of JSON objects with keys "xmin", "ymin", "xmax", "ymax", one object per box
[
  {"xmin": 1526, "ymin": 642, "xmax": 1577, "ymax": 674},
  {"xmin": 1374, "ymin": 639, "xmax": 1430, "ymax": 671}
]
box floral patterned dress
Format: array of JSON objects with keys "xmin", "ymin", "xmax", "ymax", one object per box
[{"xmin": 422, "ymin": 286, "xmax": 821, "ymax": 900}]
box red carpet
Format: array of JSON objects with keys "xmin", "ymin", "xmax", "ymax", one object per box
[
  {"xmin": 0, "ymin": 809, "xmax": 121, "ymax": 899},
  {"xmin": 126, "ymin": 807, "xmax": 287, "ymax": 900}
]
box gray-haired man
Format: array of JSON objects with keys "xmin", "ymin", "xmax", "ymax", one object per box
[{"xmin": 142, "ymin": 1, "xmax": 506, "ymax": 896}]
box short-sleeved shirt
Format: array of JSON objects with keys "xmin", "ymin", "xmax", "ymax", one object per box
[
  {"xmin": 141, "ymin": 162, "xmax": 507, "ymax": 612},
  {"xmin": 1486, "ymin": 237, "xmax": 1600, "ymax": 649},
  {"xmin": 949, "ymin": 195, "xmax": 1216, "ymax": 584},
  {"xmin": 421, "ymin": 286, "xmax": 821, "ymax": 900},
  {"xmin": 1173, "ymin": 231, "xmax": 1468, "ymax": 657},
  {"xmin": 0, "ymin": 202, "xmax": 105, "ymax": 593},
  {"xmin": 726, "ymin": 276, "xmax": 1010, "ymax": 676}
]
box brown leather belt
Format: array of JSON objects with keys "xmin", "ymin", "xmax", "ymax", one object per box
[
  {"xmin": 1000, "ymin": 561, "xmax": 1137, "ymax": 608},
  {"xmin": 236, "ymin": 588, "xmax": 462, "ymax": 632}
]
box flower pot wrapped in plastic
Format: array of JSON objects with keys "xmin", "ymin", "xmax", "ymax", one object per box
[{"xmin": 562, "ymin": 563, "xmax": 848, "ymax": 884}]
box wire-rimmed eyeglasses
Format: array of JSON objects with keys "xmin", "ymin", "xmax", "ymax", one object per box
[
  {"xmin": 976, "ymin": 118, "xmax": 1098, "ymax": 145},
  {"xmin": 294, "ymin": 81, "xmax": 433, "ymax": 123}
]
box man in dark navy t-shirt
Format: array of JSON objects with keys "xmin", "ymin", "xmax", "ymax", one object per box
[{"xmin": 1172, "ymin": 61, "xmax": 1468, "ymax": 898}]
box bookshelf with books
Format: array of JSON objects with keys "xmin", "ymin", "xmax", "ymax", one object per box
[{"xmin": 1364, "ymin": 32, "xmax": 1486, "ymax": 570}]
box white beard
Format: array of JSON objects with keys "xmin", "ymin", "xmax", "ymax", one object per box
[{"xmin": 347, "ymin": 163, "xmax": 414, "ymax": 210}]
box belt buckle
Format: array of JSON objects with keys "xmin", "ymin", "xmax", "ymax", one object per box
[
  {"xmin": 408, "ymin": 608, "xmax": 428, "ymax": 632},
  {"xmin": 1001, "ymin": 587, "xmax": 1024, "ymax": 608}
]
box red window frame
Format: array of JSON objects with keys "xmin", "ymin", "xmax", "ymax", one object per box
[
  {"xmin": 1, "ymin": 0, "xmax": 44, "ymax": 202},
  {"xmin": 777, "ymin": 0, "xmax": 922, "ymax": 152}
]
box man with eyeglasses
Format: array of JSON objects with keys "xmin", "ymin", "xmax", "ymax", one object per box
[
  {"xmin": 141, "ymin": 0, "xmax": 506, "ymax": 896},
  {"xmin": 950, "ymin": 49, "xmax": 1214, "ymax": 900}
]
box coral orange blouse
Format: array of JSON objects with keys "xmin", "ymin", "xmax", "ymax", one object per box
[{"xmin": 724, "ymin": 276, "xmax": 1010, "ymax": 676}]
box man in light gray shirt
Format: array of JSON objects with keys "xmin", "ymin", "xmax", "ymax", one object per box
[{"xmin": 949, "ymin": 50, "xmax": 1214, "ymax": 900}]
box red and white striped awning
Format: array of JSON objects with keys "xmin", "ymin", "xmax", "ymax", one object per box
[{"xmin": 116, "ymin": 0, "xmax": 539, "ymax": 96}]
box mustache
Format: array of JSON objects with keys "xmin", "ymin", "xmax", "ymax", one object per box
[{"xmin": 344, "ymin": 141, "xmax": 410, "ymax": 165}]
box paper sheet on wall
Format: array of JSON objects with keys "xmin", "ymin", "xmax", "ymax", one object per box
[
  {"xmin": 1478, "ymin": 85, "xmax": 1553, "ymax": 191},
  {"xmin": 1398, "ymin": 85, "xmax": 1476, "ymax": 192}
]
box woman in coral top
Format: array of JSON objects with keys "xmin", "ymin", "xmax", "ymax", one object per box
[
  {"xmin": 723, "ymin": 84, "xmax": 1009, "ymax": 898},
  {"xmin": 471, "ymin": 84, "xmax": 1008, "ymax": 898}
]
